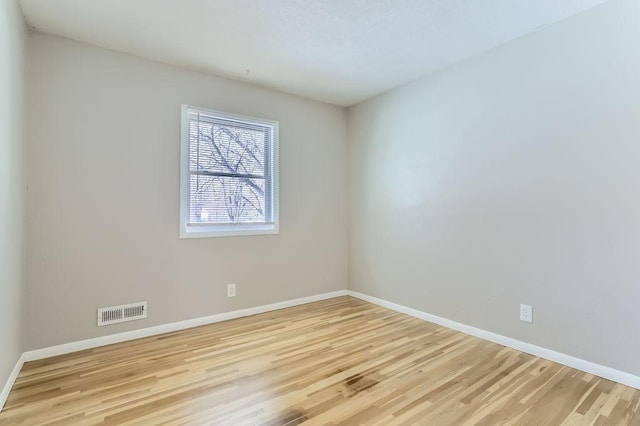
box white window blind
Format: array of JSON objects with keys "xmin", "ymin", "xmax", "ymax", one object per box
[{"xmin": 180, "ymin": 105, "xmax": 279, "ymax": 238}]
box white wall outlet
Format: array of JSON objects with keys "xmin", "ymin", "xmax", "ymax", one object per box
[
  {"xmin": 227, "ymin": 283, "xmax": 236, "ymax": 298},
  {"xmin": 520, "ymin": 304, "xmax": 533, "ymax": 323}
]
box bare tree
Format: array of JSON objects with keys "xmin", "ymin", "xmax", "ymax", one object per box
[{"xmin": 191, "ymin": 121, "xmax": 266, "ymax": 223}]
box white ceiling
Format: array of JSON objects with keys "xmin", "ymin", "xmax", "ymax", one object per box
[{"xmin": 19, "ymin": 0, "xmax": 608, "ymax": 106}]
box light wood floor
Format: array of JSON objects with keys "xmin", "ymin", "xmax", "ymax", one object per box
[{"xmin": 1, "ymin": 297, "xmax": 639, "ymax": 425}]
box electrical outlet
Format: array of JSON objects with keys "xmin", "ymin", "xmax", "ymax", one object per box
[
  {"xmin": 227, "ymin": 283, "xmax": 236, "ymax": 298},
  {"xmin": 520, "ymin": 304, "xmax": 533, "ymax": 323}
]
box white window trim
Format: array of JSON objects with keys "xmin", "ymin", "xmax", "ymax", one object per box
[{"xmin": 179, "ymin": 104, "xmax": 279, "ymax": 238}]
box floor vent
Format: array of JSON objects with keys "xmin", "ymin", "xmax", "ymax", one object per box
[{"xmin": 97, "ymin": 302, "xmax": 147, "ymax": 326}]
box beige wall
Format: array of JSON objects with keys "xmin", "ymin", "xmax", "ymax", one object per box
[
  {"xmin": 26, "ymin": 35, "xmax": 348, "ymax": 349},
  {"xmin": 0, "ymin": 0, "xmax": 26, "ymax": 385},
  {"xmin": 348, "ymin": 0, "xmax": 640, "ymax": 376}
]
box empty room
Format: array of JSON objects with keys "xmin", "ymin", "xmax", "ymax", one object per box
[{"xmin": 1, "ymin": 0, "xmax": 640, "ymax": 424}]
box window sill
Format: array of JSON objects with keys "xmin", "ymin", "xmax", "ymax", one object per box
[{"xmin": 179, "ymin": 223, "xmax": 279, "ymax": 239}]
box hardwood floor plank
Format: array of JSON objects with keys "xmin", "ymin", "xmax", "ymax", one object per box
[{"xmin": 1, "ymin": 296, "xmax": 638, "ymax": 425}]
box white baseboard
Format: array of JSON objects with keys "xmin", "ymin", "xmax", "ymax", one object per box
[
  {"xmin": 347, "ymin": 290, "xmax": 640, "ymax": 390},
  {"xmin": 0, "ymin": 353, "xmax": 25, "ymax": 412},
  {"xmin": 12, "ymin": 287, "xmax": 637, "ymax": 408},
  {"xmin": 23, "ymin": 290, "xmax": 347, "ymax": 362}
]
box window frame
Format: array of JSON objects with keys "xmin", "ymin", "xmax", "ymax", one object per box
[{"xmin": 179, "ymin": 105, "xmax": 279, "ymax": 238}]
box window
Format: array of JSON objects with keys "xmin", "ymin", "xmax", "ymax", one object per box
[{"xmin": 180, "ymin": 105, "xmax": 279, "ymax": 238}]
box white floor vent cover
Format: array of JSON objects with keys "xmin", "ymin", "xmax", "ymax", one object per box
[{"xmin": 97, "ymin": 302, "xmax": 147, "ymax": 326}]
